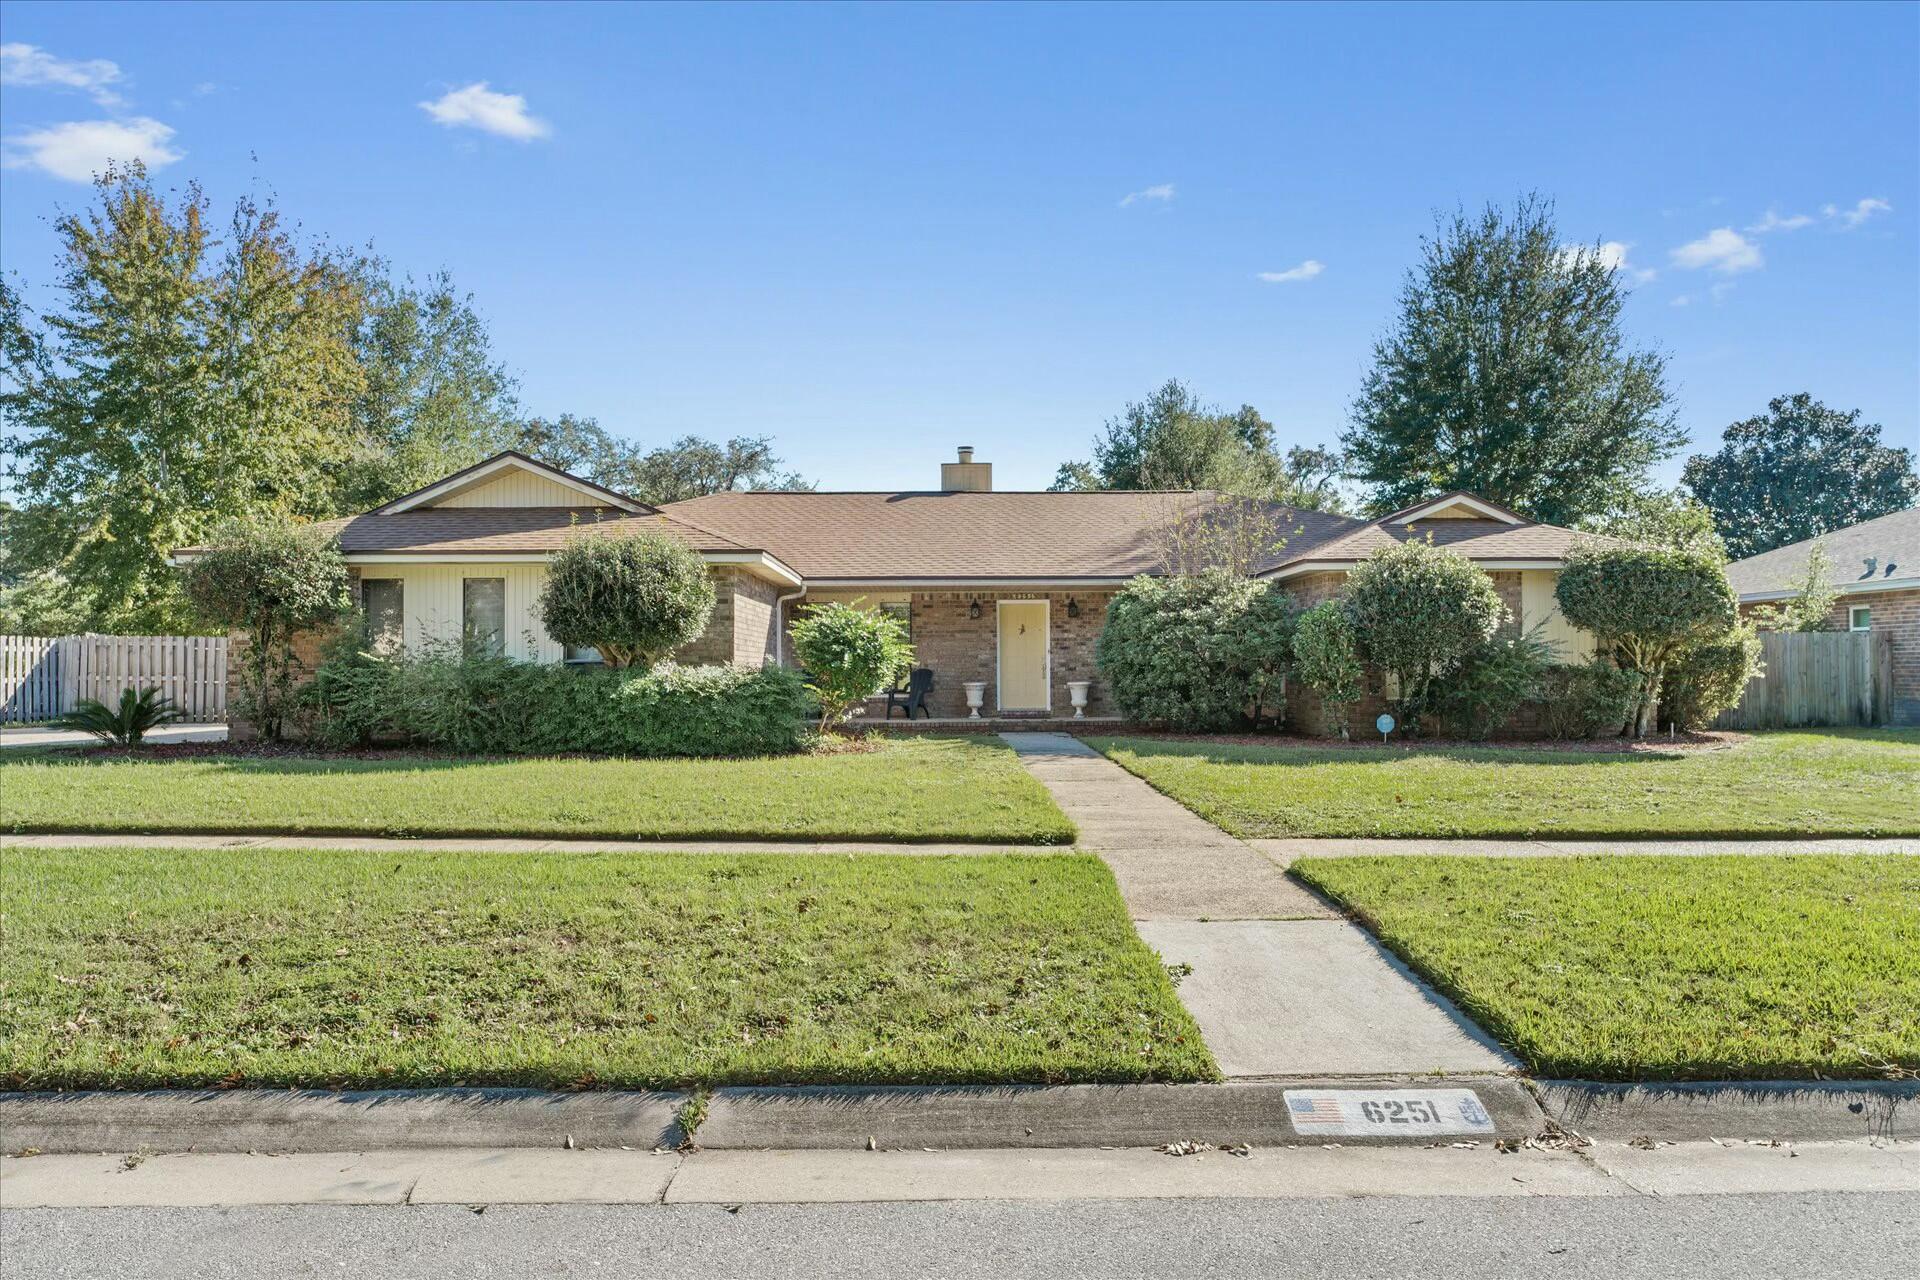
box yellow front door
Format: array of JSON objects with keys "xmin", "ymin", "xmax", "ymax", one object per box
[{"xmin": 997, "ymin": 601, "xmax": 1050, "ymax": 711}]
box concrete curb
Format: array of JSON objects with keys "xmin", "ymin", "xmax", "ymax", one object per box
[
  {"xmin": 7, "ymin": 1077, "xmax": 1910, "ymax": 1156},
  {"xmin": 695, "ymin": 1078, "xmax": 1547, "ymax": 1150},
  {"xmin": 1535, "ymin": 1080, "xmax": 1919, "ymax": 1143},
  {"xmin": 0, "ymin": 1088, "xmax": 688, "ymax": 1155}
]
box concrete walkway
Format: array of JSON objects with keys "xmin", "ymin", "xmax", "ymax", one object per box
[
  {"xmin": 996, "ymin": 733, "xmax": 1332, "ymax": 921},
  {"xmin": 999, "ymin": 732, "xmax": 1513, "ymax": 1079},
  {"xmin": 1255, "ymin": 836, "xmax": 1919, "ymax": 866},
  {"xmin": 0, "ymin": 723, "xmax": 227, "ymax": 751}
]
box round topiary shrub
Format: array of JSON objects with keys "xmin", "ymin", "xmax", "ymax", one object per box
[
  {"xmin": 183, "ymin": 520, "xmax": 353, "ymax": 741},
  {"xmin": 538, "ymin": 531, "xmax": 716, "ymax": 669},
  {"xmin": 1343, "ymin": 539, "xmax": 1506, "ymax": 728},
  {"xmin": 1661, "ymin": 623, "xmax": 1763, "ymax": 732},
  {"xmin": 1554, "ymin": 541, "xmax": 1737, "ymax": 735},
  {"xmin": 1291, "ymin": 600, "xmax": 1364, "ymax": 739},
  {"xmin": 787, "ymin": 601, "xmax": 913, "ymax": 732},
  {"xmin": 1097, "ymin": 570, "xmax": 1292, "ymax": 730}
]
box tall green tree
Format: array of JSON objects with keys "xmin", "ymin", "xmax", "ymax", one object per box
[
  {"xmin": 339, "ymin": 271, "xmax": 521, "ymax": 509},
  {"xmin": 1344, "ymin": 196, "xmax": 1681, "ymax": 525},
  {"xmin": 1, "ymin": 165, "xmax": 365, "ymax": 633},
  {"xmin": 1579, "ymin": 488, "xmax": 1728, "ymax": 560},
  {"xmin": 1053, "ymin": 379, "xmax": 1347, "ymax": 511},
  {"xmin": 1681, "ymin": 393, "xmax": 1919, "ymax": 560},
  {"xmin": 513, "ymin": 418, "xmax": 813, "ymax": 504}
]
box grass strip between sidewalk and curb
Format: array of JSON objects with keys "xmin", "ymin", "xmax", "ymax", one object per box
[
  {"xmin": 1, "ymin": 846, "xmax": 1211, "ymax": 1091},
  {"xmin": 1091, "ymin": 729, "xmax": 1920, "ymax": 839},
  {"xmin": 0, "ymin": 735, "xmax": 1076, "ymax": 845},
  {"xmin": 1291, "ymin": 853, "xmax": 1920, "ymax": 1081}
]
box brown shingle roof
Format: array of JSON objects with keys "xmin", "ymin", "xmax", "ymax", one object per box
[
  {"xmin": 186, "ymin": 508, "xmax": 758, "ymax": 558},
  {"xmin": 1725, "ymin": 506, "xmax": 1920, "ymax": 597},
  {"xmin": 661, "ymin": 490, "xmax": 1366, "ymax": 580}
]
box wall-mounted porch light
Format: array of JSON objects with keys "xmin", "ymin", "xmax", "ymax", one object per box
[
  {"xmin": 968, "ymin": 600, "xmax": 982, "ymax": 620},
  {"xmin": 1065, "ymin": 597, "xmax": 1080, "ymax": 618}
]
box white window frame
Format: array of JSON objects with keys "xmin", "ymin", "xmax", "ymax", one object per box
[
  {"xmin": 360, "ymin": 577, "xmax": 404, "ymax": 655},
  {"xmin": 1849, "ymin": 605, "xmax": 1872, "ymax": 633},
  {"xmin": 994, "ymin": 598, "xmax": 1052, "ymax": 713},
  {"xmin": 462, "ymin": 577, "xmax": 507, "ymax": 657}
]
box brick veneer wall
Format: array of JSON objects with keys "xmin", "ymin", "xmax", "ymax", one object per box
[
  {"xmin": 680, "ymin": 567, "xmax": 785, "ymax": 667},
  {"xmin": 730, "ymin": 571, "xmax": 783, "ymax": 667},
  {"xmin": 1741, "ymin": 585, "xmax": 1920, "ymax": 727}
]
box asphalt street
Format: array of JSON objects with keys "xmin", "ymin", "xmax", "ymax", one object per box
[{"xmin": 5, "ymin": 1192, "xmax": 1917, "ymax": 1280}]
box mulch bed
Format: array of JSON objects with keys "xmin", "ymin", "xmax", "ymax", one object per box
[{"xmin": 1118, "ymin": 729, "xmax": 1749, "ymax": 755}]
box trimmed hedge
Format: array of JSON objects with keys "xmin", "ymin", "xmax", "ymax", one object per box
[{"xmin": 303, "ymin": 648, "xmax": 813, "ymax": 757}]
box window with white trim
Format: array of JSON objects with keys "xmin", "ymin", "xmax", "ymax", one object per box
[
  {"xmin": 463, "ymin": 577, "xmax": 506, "ymax": 656},
  {"xmin": 1849, "ymin": 605, "xmax": 1872, "ymax": 632},
  {"xmin": 361, "ymin": 578, "xmax": 403, "ymax": 655}
]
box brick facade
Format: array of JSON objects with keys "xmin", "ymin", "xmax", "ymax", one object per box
[
  {"xmin": 886, "ymin": 590, "xmax": 1112, "ymax": 718},
  {"xmin": 680, "ymin": 567, "xmax": 783, "ymax": 667}
]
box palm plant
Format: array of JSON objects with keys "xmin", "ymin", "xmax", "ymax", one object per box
[{"xmin": 53, "ymin": 687, "xmax": 183, "ymax": 746}]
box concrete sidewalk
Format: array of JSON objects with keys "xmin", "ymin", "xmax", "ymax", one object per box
[
  {"xmin": 0, "ymin": 833, "xmax": 1061, "ymax": 857},
  {"xmin": 999, "ymin": 732, "xmax": 1511, "ymax": 1080},
  {"xmin": 1255, "ymin": 835, "xmax": 1920, "ymax": 866}
]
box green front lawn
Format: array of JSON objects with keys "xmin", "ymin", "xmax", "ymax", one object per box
[
  {"xmin": 0, "ymin": 846, "xmax": 1212, "ymax": 1089},
  {"xmin": 1092, "ymin": 730, "xmax": 1920, "ymax": 839},
  {"xmin": 0, "ymin": 736, "xmax": 1074, "ymax": 844},
  {"xmin": 1292, "ymin": 854, "xmax": 1920, "ymax": 1080}
]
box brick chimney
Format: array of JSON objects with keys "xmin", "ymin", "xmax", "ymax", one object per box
[{"xmin": 940, "ymin": 446, "xmax": 992, "ymax": 492}]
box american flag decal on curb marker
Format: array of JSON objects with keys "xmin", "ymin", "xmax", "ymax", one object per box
[{"xmin": 1282, "ymin": 1088, "xmax": 1497, "ymax": 1138}]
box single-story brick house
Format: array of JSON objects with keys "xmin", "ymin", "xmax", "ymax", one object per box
[
  {"xmin": 1727, "ymin": 506, "xmax": 1920, "ymax": 726},
  {"xmin": 189, "ymin": 446, "xmax": 1602, "ymax": 731}
]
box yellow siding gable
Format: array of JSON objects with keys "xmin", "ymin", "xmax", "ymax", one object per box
[
  {"xmin": 434, "ymin": 469, "xmax": 609, "ymax": 508},
  {"xmin": 1520, "ymin": 569, "xmax": 1599, "ymax": 659}
]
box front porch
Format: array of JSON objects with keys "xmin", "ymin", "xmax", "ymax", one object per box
[{"xmin": 786, "ymin": 588, "xmax": 1118, "ymax": 720}]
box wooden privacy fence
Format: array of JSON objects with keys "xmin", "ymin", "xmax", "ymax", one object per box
[
  {"xmin": 1714, "ymin": 630, "xmax": 1892, "ymax": 730},
  {"xmin": 1, "ymin": 634, "xmax": 228, "ymax": 723}
]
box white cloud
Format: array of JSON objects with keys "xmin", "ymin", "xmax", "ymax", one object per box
[
  {"xmin": 1824, "ymin": 197, "xmax": 1891, "ymax": 229},
  {"xmin": 0, "ymin": 42, "xmax": 125, "ymax": 107},
  {"xmin": 1, "ymin": 117, "xmax": 181, "ymax": 182},
  {"xmin": 419, "ymin": 82, "xmax": 550, "ymax": 141},
  {"xmin": 1557, "ymin": 240, "xmax": 1657, "ymax": 284},
  {"xmin": 1746, "ymin": 209, "xmax": 1814, "ymax": 233},
  {"xmin": 1256, "ymin": 259, "xmax": 1324, "ymax": 284},
  {"xmin": 1669, "ymin": 227, "xmax": 1763, "ymax": 275},
  {"xmin": 1118, "ymin": 183, "xmax": 1175, "ymax": 207},
  {"xmin": 1669, "ymin": 294, "xmax": 1693, "ymax": 308}
]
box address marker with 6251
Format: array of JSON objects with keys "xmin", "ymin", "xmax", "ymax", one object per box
[{"xmin": 1283, "ymin": 1088, "xmax": 1495, "ymax": 1138}]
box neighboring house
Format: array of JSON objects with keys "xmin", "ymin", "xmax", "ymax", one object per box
[
  {"xmin": 1726, "ymin": 507, "xmax": 1920, "ymax": 726},
  {"xmin": 180, "ymin": 447, "xmax": 1599, "ymax": 729}
]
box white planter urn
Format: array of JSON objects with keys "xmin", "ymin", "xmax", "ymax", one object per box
[
  {"xmin": 962, "ymin": 681, "xmax": 987, "ymax": 719},
  {"xmin": 1068, "ymin": 680, "xmax": 1092, "ymax": 719}
]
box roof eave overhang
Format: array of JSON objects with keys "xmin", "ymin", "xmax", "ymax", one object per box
[
  {"xmin": 1259, "ymin": 557, "xmax": 1568, "ymax": 580},
  {"xmin": 1738, "ymin": 575, "xmax": 1920, "ymax": 603},
  {"xmin": 339, "ymin": 548, "xmax": 803, "ymax": 586}
]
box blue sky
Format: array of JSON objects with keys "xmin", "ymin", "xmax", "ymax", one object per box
[{"xmin": 3, "ymin": 0, "xmax": 1915, "ymax": 493}]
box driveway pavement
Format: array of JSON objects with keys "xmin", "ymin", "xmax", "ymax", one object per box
[
  {"xmin": 0, "ymin": 723, "xmax": 228, "ymax": 750},
  {"xmin": 999, "ymin": 732, "xmax": 1511, "ymax": 1079}
]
